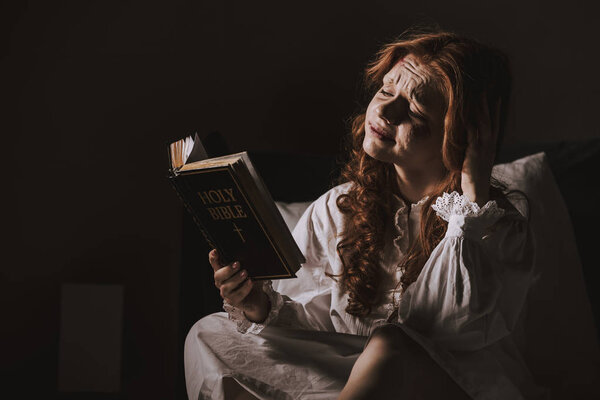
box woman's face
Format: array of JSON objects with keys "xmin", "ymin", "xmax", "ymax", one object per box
[{"xmin": 363, "ymin": 54, "xmax": 447, "ymax": 169}]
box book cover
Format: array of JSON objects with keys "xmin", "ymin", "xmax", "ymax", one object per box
[{"xmin": 167, "ymin": 136, "xmax": 303, "ymax": 280}]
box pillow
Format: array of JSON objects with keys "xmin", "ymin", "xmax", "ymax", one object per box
[
  {"xmin": 492, "ymin": 152, "xmax": 599, "ymax": 396},
  {"xmin": 275, "ymin": 201, "xmax": 313, "ymax": 232}
]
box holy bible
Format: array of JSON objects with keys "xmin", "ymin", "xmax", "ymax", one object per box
[{"xmin": 167, "ymin": 134, "xmax": 304, "ymax": 280}]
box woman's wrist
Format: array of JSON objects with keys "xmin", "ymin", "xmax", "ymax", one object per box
[
  {"xmin": 242, "ymin": 290, "xmax": 271, "ymax": 324},
  {"xmin": 461, "ymin": 175, "xmax": 491, "ymax": 207},
  {"xmin": 463, "ymin": 189, "xmax": 489, "ymax": 207}
]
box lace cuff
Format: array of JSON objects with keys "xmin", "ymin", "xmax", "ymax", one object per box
[
  {"xmin": 222, "ymin": 279, "xmax": 285, "ymax": 335},
  {"xmin": 431, "ymin": 191, "xmax": 505, "ymax": 240}
]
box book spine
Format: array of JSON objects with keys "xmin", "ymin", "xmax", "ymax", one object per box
[
  {"xmin": 168, "ymin": 172, "xmax": 227, "ymax": 261},
  {"xmin": 232, "ymin": 159, "xmax": 302, "ymax": 274}
]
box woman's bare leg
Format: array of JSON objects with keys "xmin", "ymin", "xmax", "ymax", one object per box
[
  {"xmin": 338, "ymin": 324, "xmax": 471, "ymax": 400},
  {"xmin": 338, "ymin": 325, "xmax": 404, "ymax": 399}
]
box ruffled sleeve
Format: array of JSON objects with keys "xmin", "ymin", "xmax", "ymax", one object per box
[
  {"xmin": 222, "ymin": 279, "xmax": 285, "ymax": 334},
  {"xmin": 396, "ymin": 191, "xmax": 534, "ymax": 351},
  {"xmin": 223, "ymin": 191, "xmax": 338, "ymax": 335}
]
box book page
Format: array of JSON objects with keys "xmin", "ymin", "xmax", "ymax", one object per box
[
  {"xmin": 179, "ymin": 153, "xmax": 245, "ymax": 172},
  {"xmin": 185, "ymin": 133, "xmax": 209, "ymax": 164},
  {"xmin": 169, "ymin": 135, "xmax": 195, "ymax": 169}
]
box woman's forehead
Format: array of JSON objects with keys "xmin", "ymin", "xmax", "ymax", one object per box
[{"xmin": 382, "ymin": 54, "xmax": 445, "ymax": 109}]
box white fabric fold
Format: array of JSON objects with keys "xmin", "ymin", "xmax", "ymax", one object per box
[{"xmin": 395, "ymin": 191, "xmax": 533, "ymax": 351}]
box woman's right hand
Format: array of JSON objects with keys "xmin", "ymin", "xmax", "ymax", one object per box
[{"xmin": 209, "ymin": 249, "xmax": 271, "ymax": 323}]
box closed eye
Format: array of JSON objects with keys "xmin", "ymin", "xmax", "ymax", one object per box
[
  {"xmin": 379, "ymin": 88, "xmax": 427, "ymax": 122},
  {"xmin": 408, "ymin": 109, "xmax": 426, "ymax": 121}
]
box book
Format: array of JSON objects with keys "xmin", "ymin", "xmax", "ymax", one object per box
[{"xmin": 167, "ymin": 133, "xmax": 304, "ymax": 280}]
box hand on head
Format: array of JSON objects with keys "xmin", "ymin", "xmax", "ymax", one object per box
[{"xmin": 461, "ymin": 94, "xmax": 502, "ymax": 206}]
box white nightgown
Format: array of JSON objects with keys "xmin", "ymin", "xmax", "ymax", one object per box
[{"xmin": 185, "ymin": 182, "xmax": 546, "ymax": 400}]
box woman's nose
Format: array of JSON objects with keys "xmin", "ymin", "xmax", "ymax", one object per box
[{"xmin": 377, "ymin": 96, "xmax": 409, "ymax": 125}]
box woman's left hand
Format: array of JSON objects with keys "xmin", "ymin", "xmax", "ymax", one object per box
[{"xmin": 461, "ymin": 95, "xmax": 501, "ymax": 207}]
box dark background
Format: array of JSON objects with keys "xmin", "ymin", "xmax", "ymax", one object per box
[{"xmin": 2, "ymin": 0, "xmax": 599, "ymax": 399}]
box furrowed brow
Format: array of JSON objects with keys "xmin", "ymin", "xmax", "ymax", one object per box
[
  {"xmin": 382, "ymin": 76, "xmax": 427, "ymax": 106},
  {"xmin": 410, "ymin": 88, "xmax": 427, "ymax": 106}
]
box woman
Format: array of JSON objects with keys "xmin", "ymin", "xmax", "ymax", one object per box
[{"xmin": 195, "ymin": 29, "xmax": 544, "ymax": 399}]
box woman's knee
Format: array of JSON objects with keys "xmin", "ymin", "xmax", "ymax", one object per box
[
  {"xmin": 184, "ymin": 313, "xmax": 228, "ymax": 353},
  {"xmin": 366, "ymin": 324, "xmax": 412, "ymax": 353},
  {"xmin": 361, "ymin": 325, "xmax": 470, "ymax": 399},
  {"xmin": 359, "ymin": 325, "xmax": 407, "ymax": 375}
]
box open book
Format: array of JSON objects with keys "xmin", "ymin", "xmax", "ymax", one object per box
[{"xmin": 167, "ymin": 134, "xmax": 304, "ymax": 280}]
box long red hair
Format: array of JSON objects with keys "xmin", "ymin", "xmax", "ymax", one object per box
[{"xmin": 332, "ymin": 28, "xmax": 512, "ymax": 317}]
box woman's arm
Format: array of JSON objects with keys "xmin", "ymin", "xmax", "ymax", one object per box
[
  {"xmin": 396, "ymin": 93, "xmax": 536, "ymax": 351},
  {"xmin": 396, "ymin": 191, "xmax": 534, "ymax": 351}
]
